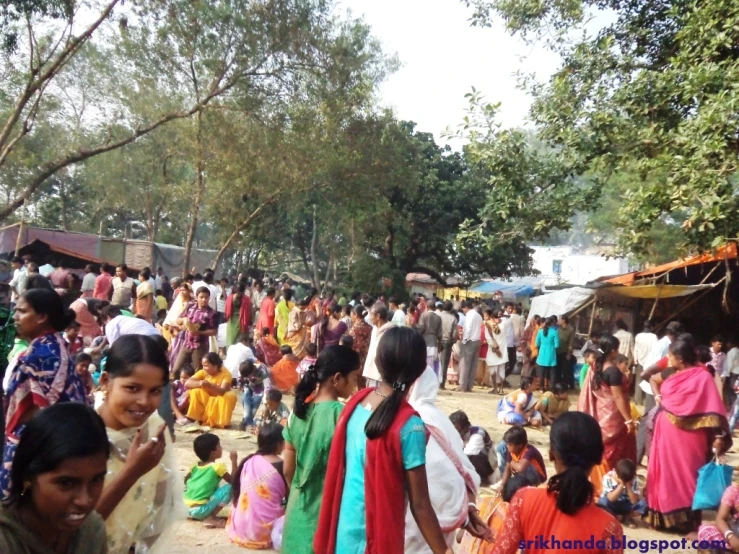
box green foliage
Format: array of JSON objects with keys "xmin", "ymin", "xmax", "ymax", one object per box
[{"xmin": 464, "ymin": 0, "xmax": 739, "ymax": 258}]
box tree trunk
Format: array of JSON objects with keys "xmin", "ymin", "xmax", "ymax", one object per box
[
  {"xmin": 59, "ymin": 178, "xmax": 67, "ymax": 231},
  {"xmin": 310, "ymin": 205, "xmax": 320, "ymax": 290},
  {"xmin": 183, "ymin": 112, "xmax": 204, "ymax": 277},
  {"xmin": 321, "ymin": 250, "xmax": 332, "ymax": 295}
]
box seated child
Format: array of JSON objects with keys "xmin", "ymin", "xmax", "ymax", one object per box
[
  {"xmin": 184, "ymin": 433, "xmax": 237, "ymax": 524},
  {"xmin": 497, "ymin": 426, "xmax": 547, "ymax": 490},
  {"xmin": 450, "ymin": 410, "xmax": 496, "ymax": 485},
  {"xmin": 339, "ymin": 334, "xmax": 353, "ymax": 349},
  {"xmin": 239, "ymin": 360, "xmax": 270, "ymax": 431},
  {"xmin": 227, "ymin": 423, "xmax": 288, "ymax": 549},
  {"xmin": 254, "ymin": 389, "xmax": 290, "ymax": 434},
  {"xmin": 296, "ymin": 342, "xmax": 318, "ymax": 379},
  {"xmin": 172, "ymin": 367, "xmax": 194, "ymax": 425},
  {"xmin": 597, "ymin": 459, "xmax": 646, "ymax": 524},
  {"xmin": 74, "ymin": 352, "xmax": 95, "ymax": 402},
  {"xmin": 533, "ymin": 382, "xmax": 569, "ymax": 425},
  {"xmin": 698, "ymin": 483, "xmax": 739, "ymax": 549},
  {"xmin": 65, "ymin": 320, "xmax": 84, "ymax": 356}
]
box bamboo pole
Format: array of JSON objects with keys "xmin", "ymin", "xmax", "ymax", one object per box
[
  {"xmin": 648, "ymin": 285, "xmax": 662, "ymax": 320},
  {"xmin": 14, "ymin": 220, "xmax": 24, "ymax": 257},
  {"xmin": 588, "ymin": 298, "xmax": 598, "ymax": 335}
]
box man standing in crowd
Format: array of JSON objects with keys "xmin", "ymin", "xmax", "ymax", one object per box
[
  {"xmin": 81, "ymin": 264, "xmax": 97, "ymax": 298},
  {"xmin": 9, "ymin": 257, "xmax": 26, "ymax": 306},
  {"xmin": 502, "ymin": 303, "xmax": 518, "ymax": 376},
  {"xmin": 614, "ymin": 319, "xmax": 635, "ymax": 366},
  {"xmin": 94, "ymin": 263, "xmax": 114, "ymax": 301},
  {"xmin": 438, "ymin": 300, "xmax": 458, "ymax": 389},
  {"xmin": 633, "ymin": 320, "xmax": 658, "ymax": 404},
  {"xmin": 112, "ymin": 264, "xmax": 136, "ymax": 309},
  {"xmin": 640, "ymin": 320, "xmax": 684, "ymax": 410},
  {"xmin": 458, "ymin": 300, "xmax": 482, "ymax": 392},
  {"xmin": 389, "ymin": 296, "xmax": 406, "ymax": 327},
  {"xmin": 556, "ymin": 316, "xmax": 575, "ymax": 389},
  {"xmin": 418, "ymin": 299, "xmax": 443, "ymax": 374}
]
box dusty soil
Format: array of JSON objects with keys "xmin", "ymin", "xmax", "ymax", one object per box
[{"xmin": 167, "ymin": 377, "xmax": 737, "ymax": 554}]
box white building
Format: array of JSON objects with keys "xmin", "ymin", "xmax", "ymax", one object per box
[{"xmin": 531, "ymin": 246, "xmax": 631, "ymax": 286}]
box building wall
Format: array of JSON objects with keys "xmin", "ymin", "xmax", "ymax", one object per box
[{"xmin": 531, "ymin": 246, "xmax": 630, "ymax": 286}]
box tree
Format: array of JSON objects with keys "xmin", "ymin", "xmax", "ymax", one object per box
[{"xmin": 464, "ymin": 0, "xmax": 739, "ymax": 258}]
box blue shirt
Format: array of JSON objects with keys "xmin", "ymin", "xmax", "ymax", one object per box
[
  {"xmin": 535, "ymin": 327, "xmax": 560, "ymax": 367},
  {"xmin": 335, "ymin": 406, "xmax": 426, "ymax": 554}
]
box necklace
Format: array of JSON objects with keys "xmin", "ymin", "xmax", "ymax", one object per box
[{"xmin": 374, "ymin": 386, "xmax": 389, "ymax": 398}]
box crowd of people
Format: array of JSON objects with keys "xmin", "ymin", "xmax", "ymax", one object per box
[{"xmin": 0, "ymin": 259, "xmax": 736, "ymax": 554}]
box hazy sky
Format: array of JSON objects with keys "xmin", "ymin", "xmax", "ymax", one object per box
[{"xmin": 338, "ymin": 0, "xmax": 563, "ymax": 142}]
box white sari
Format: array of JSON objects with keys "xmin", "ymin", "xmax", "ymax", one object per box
[{"xmin": 405, "ymin": 367, "xmax": 480, "ymax": 553}]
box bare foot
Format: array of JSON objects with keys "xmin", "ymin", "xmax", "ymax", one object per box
[{"xmin": 203, "ymin": 518, "xmax": 227, "ymax": 529}]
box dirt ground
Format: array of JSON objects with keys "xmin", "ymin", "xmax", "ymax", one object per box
[{"xmin": 167, "ymin": 376, "xmax": 738, "ymax": 554}]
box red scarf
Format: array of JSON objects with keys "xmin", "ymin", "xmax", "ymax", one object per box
[
  {"xmin": 225, "ymin": 293, "xmax": 251, "ymax": 332},
  {"xmin": 314, "ymin": 387, "xmax": 423, "ymax": 554}
]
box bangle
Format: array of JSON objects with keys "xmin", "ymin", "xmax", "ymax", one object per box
[
  {"xmin": 463, "ymin": 516, "xmax": 470, "ymax": 529},
  {"xmin": 468, "ymin": 502, "xmax": 479, "ymax": 512},
  {"xmin": 625, "ymin": 420, "xmax": 633, "ymax": 425},
  {"xmin": 655, "ymin": 394, "xmax": 662, "ymax": 399},
  {"xmin": 725, "ymin": 530, "xmax": 735, "ymax": 540}
]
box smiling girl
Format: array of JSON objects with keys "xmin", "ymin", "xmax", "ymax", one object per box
[
  {"xmin": 95, "ymin": 334, "xmax": 178, "ymax": 554},
  {"xmin": 0, "ymin": 402, "xmax": 109, "ymax": 554}
]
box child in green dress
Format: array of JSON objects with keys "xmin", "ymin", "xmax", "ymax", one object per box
[{"xmin": 184, "ymin": 433, "xmax": 237, "ymax": 526}]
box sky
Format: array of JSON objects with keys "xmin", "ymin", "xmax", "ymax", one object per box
[{"xmin": 338, "ymin": 0, "xmax": 563, "ymax": 143}]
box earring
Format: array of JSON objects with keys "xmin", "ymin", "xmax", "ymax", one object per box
[{"xmin": 21, "ymin": 482, "xmax": 30, "ymax": 496}]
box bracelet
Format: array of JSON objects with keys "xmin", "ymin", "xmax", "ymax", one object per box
[
  {"xmin": 463, "ymin": 516, "xmax": 470, "ymax": 529},
  {"xmin": 725, "ymin": 530, "xmax": 735, "ymax": 540},
  {"xmin": 468, "ymin": 502, "xmax": 479, "ymax": 512},
  {"xmin": 655, "ymin": 394, "xmax": 662, "ymax": 399},
  {"xmin": 625, "ymin": 420, "xmax": 633, "ymax": 425}
]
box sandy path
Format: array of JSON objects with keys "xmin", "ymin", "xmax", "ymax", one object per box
[{"xmin": 168, "ymin": 378, "xmax": 736, "ymax": 553}]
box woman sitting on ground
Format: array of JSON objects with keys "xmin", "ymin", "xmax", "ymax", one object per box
[
  {"xmin": 185, "ymin": 352, "xmax": 238, "ymax": 429},
  {"xmin": 269, "ymin": 345, "xmax": 301, "ymax": 394},
  {"xmin": 489, "ymin": 412, "xmax": 623, "ymax": 554},
  {"xmin": 0, "ymin": 403, "xmax": 109, "ymax": 554},
  {"xmin": 496, "ymin": 377, "xmax": 542, "ymax": 427},
  {"xmin": 228, "ymin": 423, "xmax": 288, "ymax": 550}
]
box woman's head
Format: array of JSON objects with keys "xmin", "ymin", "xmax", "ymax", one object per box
[
  {"xmin": 592, "ymin": 334, "xmax": 620, "ymax": 388},
  {"xmin": 140, "ymin": 268, "xmax": 151, "ymax": 281},
  {"xmin": 9, "ymin": 403, "xmax": 109, "ymax": 534},
  {"xmin": 202, "ymin": 352, "xmax": 223, "ymax": 375},
  {"xmin": 365, "ymin": 327, "xmax": 427, "ymax": 440},
  {"xmin": 352, "ymin": 305, "xmax": 366, "ymax": 322},
  {"xmin": 99, "ymin": 334, "xmax": 169, "ymax": 431},
  {"xmin": 14, "ymin": 289, "xmax": 76, "ymax": 339},
  {"xmin": 179, "ymin": 283, "xmax": 193, "ymax": 300},
  {"xmin": 519, "ymin": 376, "xmax": 533, "ymax": 392},
  {"xmin": 547, "ymin": 412, "xmax": 604, "ymax": 515},
  {"xmin": 293, "ymin": 345, "xmax": 360, "ymax": 419},
  {"xmin": 668, "ymin": 334, "xmax": 698, "ymax": 369},
  {"xmin": 328, "ymin": 302, "xmax": 342, "ymax": 319}
]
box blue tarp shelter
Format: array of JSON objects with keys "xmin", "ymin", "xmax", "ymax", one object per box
[{"xmin": 468, "ymin": 279, "xmax": 535, "ymax": 297}]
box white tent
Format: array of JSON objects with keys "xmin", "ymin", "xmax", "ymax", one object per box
[{"xmin": 526, "ymin": 287, "xmax": 595, "ymax": 326}]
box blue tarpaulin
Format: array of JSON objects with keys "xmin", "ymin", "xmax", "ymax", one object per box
[{"xmin": 468, "ymin": 279, "xmax": 535, "ymax": 297}]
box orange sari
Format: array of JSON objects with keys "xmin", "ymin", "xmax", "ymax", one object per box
[
  {"xmin": 458, "ymin": 495, "xmax": 508, "ymax": 554},
  {"xmin": 270, "ymin": 356, "xmax": 300, "ymax": 393}
]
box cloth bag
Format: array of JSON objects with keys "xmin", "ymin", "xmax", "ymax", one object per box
[{"xmin": 693, "ymin": 457, "xmax": 734, "ymax": 511}]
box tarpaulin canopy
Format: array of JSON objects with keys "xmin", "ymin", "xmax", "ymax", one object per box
[
  {"xmin": 600, "ymin": 284, "xmax": 714, "ymax": 299},
  {"xmin": 605, "ymin": 243, "xmax": 737, "ymax": 286},
  {"xmin": 526, "ymin": 287, "xmax": 594, "ymax": 325},
  {"xmin": 469, "ymin": 279, "xmax": 537, "ymax": 297}
]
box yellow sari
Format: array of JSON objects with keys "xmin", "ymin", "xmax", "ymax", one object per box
[
  {"xmin": 276, "ymin": 300, "xmax": 294, "ymax": 345},
  {"xmin": 187, "ymin": 367, "xmax": 238, "ymax": 428},
  {"xmin": 102, "ymin": 412, "xmax": 179, "ymax": 554}
]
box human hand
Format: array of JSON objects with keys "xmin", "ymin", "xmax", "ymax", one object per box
[
  {"xmin": 466, "ymin": 510, "xmax": 494, "ymax": 542},
  {"xmin": 728, "ymin": 534, "xmax": 739, "ymax": 552},
  {"xmin": 124, "ymin": 424, "xmax": 167, "ymax": 478},
  {"xmin": 230, "ymin": 451, "xmax": 238, "ymax": 464},
  {"xmin": 626, "ymin": 421, "xmax": 636, "ymax": 434}
]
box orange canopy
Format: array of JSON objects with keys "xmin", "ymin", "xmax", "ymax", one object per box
[{"xmin": 605, "ymin": 243, "xmax": 737, "ymax": 286}]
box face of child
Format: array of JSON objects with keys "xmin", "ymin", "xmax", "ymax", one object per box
[
  {"xmin": 197, "ymin": 292, "xmax": 210, "ymax": 309},
  {"xmin": 556, "ymin": 391, "xmax": 568, "ymax": 400},
  {"xmin": 266, "ymin": 399, "xmax": 280, "ymax": 412},
  {"xmin": 617, "ymin": 361, "xmax": 630, "ymax": 376},
  {"xmin": 334, "ymin": 369, "xmax": 361, "ymax": 400},
  {"xmin": 585, "ymin": 353, "xmax": 596, "ymax": 367},
  {"xmin": 213, "ymin": 442, "xmax": 223, "ymax": 461},
  {"xmin": 713, "ymin": 340, "xmax": 723, "ymax": 353},
  {"xmin": 202, "ymin": 358, "xmax": 220, "ymax": 376},
  {"xmin": 66, "ymin": 327, "xmax": 79, "ymax": 341},
  {"xmin": 26, "ymin": 452, "xmax": 108, "ymax": 535},
  {"xmin": 506, "ymin": 442, "xmax": 526, "ymax": 457},
  {"xmin": 99, "ymin": 364, "xmax": 166, "ymax": 431},
  {"xmin": 75, "ymin": 360, "xmax": 91, "ymax": 377}
]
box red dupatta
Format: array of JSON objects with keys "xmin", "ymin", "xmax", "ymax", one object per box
[
  {"xmin": 225, "ymin": 293, "xmax": 251, "ymax": 332},
  {"xmin": 314, "ymin": 387, "xmax": 423, "ymax": 554}
]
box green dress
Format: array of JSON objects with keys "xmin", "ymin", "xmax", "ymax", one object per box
[
  {"xmin": 226, "ymin": 295, "xmax": 242, "ymax": 347},
  {"xmin": 282, "ymin": 401, "xmax": 344, "ymax": 554}
]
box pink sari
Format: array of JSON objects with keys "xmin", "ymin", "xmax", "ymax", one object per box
[
  {"xmin": 227, "ymin": 455, "xmax": 286, "ymax": 549},
  {"xmin": 645, "ymin": 366, "xmax": 730, "ymax": 531},
  {"xmin": 577, "ymin": 368, "xmax": 636, "ymax": 468}
]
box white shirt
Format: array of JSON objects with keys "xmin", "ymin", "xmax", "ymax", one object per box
[
  {"xmin": 614, "ymin": 329, "xmax": 635, "ymax": 364},
  {"xmin": 38, "ymin": 263, "xmax": 54, "ymax": 278},
  {"xmin": 155, "ymin": 275, "xmax": 163, "ymax": 290},
  {"xmin": 644, "ymin": 335, "xmax": 671, "ymax": 369},
  {"xmin": 224, "ymin": 343, "xmax": 257, "ymax": 378},
  {"xmin": 462, "ymin": 309, "xmax": 482, "ymax": 343},
  {"xmin": 105, "ymin": 315, "xmax": 160, "ymax": 344},
  {"xmin": 501, "ymin": 316, "xmax": 515, "ymax": 348},
  {"xmin": 633, "ymin": 332, "xmax": 658, "ymax": 366},
  {"xmin": 81, "ymin": 272, "xmax": 97, "ymax": 293},
  {"xmin": 9, "ymin": 267, "xmax": 27, "ymax": 302},
  {"xmin": 391, "ymin": 309, "xmax": 406, "ymax": 327},
  {"xmin": 727, "ymin": 347, "xmax": 739, "ymax": 376},
  {"xmin": 464, "ymin": 433, "xmax": 486, "ymax": 456}
]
